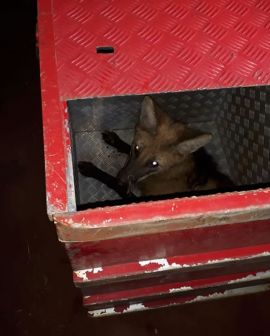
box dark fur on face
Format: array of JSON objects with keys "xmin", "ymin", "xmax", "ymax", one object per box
[
  {"xmin": 79, "ymin": 96, "xmax": 233, "ymax": 199},
  {"xmin": 118, "ymin": 96, "xmax": 215, "ymax": 195}
]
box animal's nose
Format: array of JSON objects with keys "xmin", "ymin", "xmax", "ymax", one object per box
[
  {"xmin": 119, "ymin": 173, "xmax": 132, "ymax": 184},
  {"xmin": 127, "ymin": 175, "xmax": 135, "ymax": 184},
  {"xmin": 118, "ymin": 168, "xmax": 135, "ymax": 185}
]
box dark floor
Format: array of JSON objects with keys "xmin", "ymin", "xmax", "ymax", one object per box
[{"xmin": 2, "ymin": 2, "xmax": 270, "ymax": 335}]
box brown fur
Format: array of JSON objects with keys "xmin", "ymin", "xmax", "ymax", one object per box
[
  {"xmin": 78, "ymin": 96, "xmax": 233, "ymax": 200},
  {"xmin": 118, "ymin": 96, "xmax": 233, "ymax": 196}
]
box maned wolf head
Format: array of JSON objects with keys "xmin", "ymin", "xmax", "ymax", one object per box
[{"xmin": 117, "ymin": 96, "xmax": 212, "ymax": 191}]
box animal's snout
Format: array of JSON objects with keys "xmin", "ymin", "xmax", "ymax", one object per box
[
  {"xmin": 118, "ymin": 169, "xmax": 134, "ymax": 185},
  {"xmin": 117, "ymin": 169, "xmax": 136, "ymax": 196},
  {"xmin": 128, "ymin": 175, "xmax": 135, "ymax": 183}
]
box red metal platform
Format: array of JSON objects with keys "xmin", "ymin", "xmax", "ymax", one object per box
[
  {"xmin": 45, "ymin": 0, "xmax": 270, "ymax": 100},
  {"xmin": 38, "ymin": 0, "xmax": 270, "ymax": 316}
]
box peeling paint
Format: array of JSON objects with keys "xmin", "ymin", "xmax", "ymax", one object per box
[
  {"xmin": 75, "ymin": 267, "xmax": 103, "ymax": 281},
  {"xmin": 93, "ymin": 267, "xmax": 103, "ymax": 274},
  {"xmin": 227, "ymin": 269, "xmax": 270, "ymax": 284},
  {"xmin": 206, "ymin": 251, "xmax": 270, "ymax": 265},
  {"xmin": 139, "ymin": 258, "xmax": 182, "ymax": 271},
  {"xmin": 169, "ymin": 286, "xmax": 193, "ymax": 293},
  {"xmin": 139, "ymin": 258, "xmax": 169, "ymax": 267},
  {"xmin": 91, "ymin": 307, "xmax": 116, "ymax": 317},
  {"xmin": 124, "ymin": 303, "xmax": 146, "ymax": 313},
  {"xmin": 187, "ymin": 284, "xmax": 270, "ymax": 304},
  {"xmin": 90, "ymin": 303, "xmax": 148, "ymax": 317},
  {"xmin": 75, "ymin": 270, "xmax": 89, "ymax": 281},
  {"xmin": 54, "ymin": 202, "xmax": 270, "ymax": 243},
  {"xmin": 89, "ymin": 283, "xmax": 270, "ymax": 317},
  {"xmin": 138, "ymin": 251, "xmax": 270, "ymax": 274}
]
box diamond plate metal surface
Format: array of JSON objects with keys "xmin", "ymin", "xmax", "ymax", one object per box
[
  {"xmin": 69, "ymin": 91, "xmax": 230, "ymax": 205},
  {"xmin": 52, "ymin": 0, "xmax": 270, "ymax": 100},
  {"xmin": 217, "ymin": 86, "xmax": 270, "ymax": 185},
  {"xmin": 68, "ymin": 91, "xmax": 222, "ymax": 132},
  {"xmin": 70, "ymin": 86, "xmax": 270, "ymax": 205},
  {"xmin": 74, "ymin": 130, "xmax": 133, "ymax": 204}
]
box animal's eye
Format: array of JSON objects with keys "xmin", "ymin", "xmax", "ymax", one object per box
[
  {"xmin": 151, "ymin": 160, "xmax": 159, "ymax": 168},
  {"xmin": 134, "ymin": 144, "xmax": 140, "ymax": 153}
]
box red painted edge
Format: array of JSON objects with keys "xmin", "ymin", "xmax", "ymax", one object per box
[
  {"xmin": 38, "ymin": 0, "xmax": 69, "ymax": 214},
  {"xmin": 87, "ymin": 278, "xmax": 270, "ymax": 316},
  {"xmin": 55, "ymin": 188, "xmax": 270, "ymax": 227},
  {"xmin": 38, "ymin": 0, "xmax": 270, "ymax": 223},
  {"xmin": 73, "ymin": 243, "xmax": 270, "ymax": 282},
  {"xmin": 83, "ymin": 270, "xmax": 268, "ymax": 306}
]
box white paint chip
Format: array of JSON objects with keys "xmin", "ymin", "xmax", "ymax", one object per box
[
  {"xmin": 138, "ymin": 251, "xmax": 270, "ymax": 274},
  {"xmin": 169, "ymin": 286, "xmax": 193, "ymax": 293},
  {"xmin": 90, "ymin": 303, "xmax": 148, "ymax": 317},
  {"xmin": 228, "ymin": 269, "xmax": 270, "ymax": 284},
  {"xmin": 187, "ymin": 284, "xmax": 270, "ymax": 304},
  {"xmin": 139, "ymin": 258, "xmax": 181, "ymax": 271},
  {"xmin": 75, "ymin": 267, "xmax": 103, "ymax": 281}
]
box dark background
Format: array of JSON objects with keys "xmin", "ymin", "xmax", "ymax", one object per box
[{"xmin": 1, "ymin": 1, "xmax": 270, "ymax": 335}]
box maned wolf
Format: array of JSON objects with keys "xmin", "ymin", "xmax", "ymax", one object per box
[{"xmin": 79, "ymin": 96, "xmax": 233, "ymax": 198}]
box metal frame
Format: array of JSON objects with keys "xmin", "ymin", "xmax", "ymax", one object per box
[{"xmin": 38, "ymin": 0, "xmax": 270, "ymax": 316}]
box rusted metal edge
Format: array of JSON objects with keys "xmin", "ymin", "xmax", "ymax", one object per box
[{"xmin": 54, "ymin": 205, "xmax": 270, "ymax": 242}]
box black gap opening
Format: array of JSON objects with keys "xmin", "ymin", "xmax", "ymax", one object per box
[{"xmin": 96, "ymin": 46, "xmax": 114, "ymax": 54}]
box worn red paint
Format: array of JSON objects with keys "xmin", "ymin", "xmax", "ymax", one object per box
[
  {"xmin": 66, "ymin": 220, "xmax": 270, "ymax": 270},
  {"xmin": 38, "ymin": 0, "xmax": 270, "ymax": 315},
  {"xmin": 74, "ymin": 243, "xmax": 270, "ymax": 283},
  {"xmin": 83, "ymin": 270, "xmax": 270, "ymax": 306},
  {"xmin": 39, "ymin": 0, "xmax": 270, "ymax": 216},
  {"xmin": 88, "ymin": 283, "xmax": 270, "ymax": 316},
  {"xmin": 38, "ymin": 2, "xmax": 68, "ymax": 213},
  {"xmin": 55, "ymin": 189, "xmax": 270, "ymax": 227},
  {"xmin": 43, "ymin": 0, "xmax": 270, "ymax": 100}
]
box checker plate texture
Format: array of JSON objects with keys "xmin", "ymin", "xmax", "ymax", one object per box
[
  {"xmin": 69, "ymin": 86, "xmax": 270, "ymax": 206},
  {"xmin": 218, "ymin": 86, "xmax": 270, "ymax": 184},
  {"xmin": 69, "ymin": 91, "xmax": 230, "ymax": 205},
  {"xmin": 53, "ymin": 0, "xmax": 270, "ymax": 100}
]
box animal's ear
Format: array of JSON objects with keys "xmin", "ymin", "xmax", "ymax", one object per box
[
  {"xmin": 177, "ymin": 133, "xmax": 212, "ymax": 155},
  {"xmin": 139, "ymin": 96, "xmax": 158, "ymax": 134}
]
